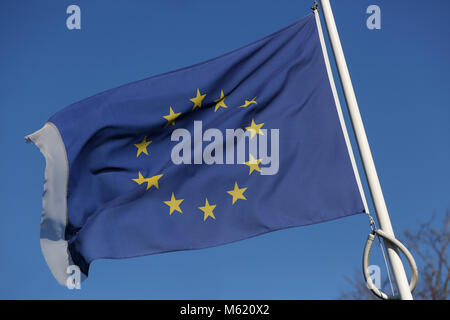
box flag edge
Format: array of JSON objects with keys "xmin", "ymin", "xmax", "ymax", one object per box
[
  {"xmin": 314, "ymin": 10, "xmax": 369, "ymax": 213},
  {"xmin": 26, "ymin": 122, "xmax": 87, "ymax": 286}
]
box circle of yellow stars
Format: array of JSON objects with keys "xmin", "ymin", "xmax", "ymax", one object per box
[{"xmin": 132, "ymin": 88, "xmax": 265, "ymax": 222}]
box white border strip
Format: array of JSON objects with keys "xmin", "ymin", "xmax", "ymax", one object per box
[
  {"xmin": 26, "ymin": 122, "xmax": 84, "ymax": 286},
  {"xmin": 314, "ymin": 10, "xmax": 369, "ymax": 213}
]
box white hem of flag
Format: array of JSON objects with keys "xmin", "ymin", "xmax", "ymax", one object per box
[
  {"xmin": 26, "ymin": 122, "xmax": 86, "ymax": 286},
  {"xmin": 314, "ymin": 10, "xmax": 369, "ymax": 213}
]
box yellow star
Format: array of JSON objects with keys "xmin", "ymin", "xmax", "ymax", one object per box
[
  {"xmin": 132, "ymin": 172, "xmax": 163, "ymax": 190},
  {"xmin": 239, "ymin": 96, "xmax": 257, "ymax": 108},
  {"xmin": 132, "ymin": 171, "xmax": 147, "ymax": 185},
  {"xmin": 214, "ymin": 90, "xmax": 228, "ymax": 112},
  {"xmin": 134, "ymin": 136, "xmax": 152, "ymax": 157},
  {"xmin": 227, "ymin": 182, "xmax": 247, "ymax": 204},
  {"xmin": 163, "ymin": 106, "xmax": 181, "ymax": 127},
  {"xmin": 163, "ymin": 192, "xmax": 184, "ymax": 215},
  {"xmin": 244, "ymin": 154, "xmax": 262, "ymax": 175},
  {"xmin": 198, "ymin": 198, "xmax": 216, "ymax": 221},
  {"xmin": 144, "ymin": 174, "xmax": 163, "ymax": 190},
  {"xmin": 190, "ymin": 88, "xmax": 206, "ymax": 110},
  {"xmin": 245, "ymin": 118, "xmax": 264, "ymax": 139}
]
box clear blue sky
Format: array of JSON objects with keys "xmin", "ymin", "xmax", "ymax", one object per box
[{"xmin": 1, "ymin": 0, "xmax": 449, "ymax": 299}]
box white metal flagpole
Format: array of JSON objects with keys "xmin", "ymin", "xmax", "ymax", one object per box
[{"xmin": 317, "ymin": 0, "xmax": 413, "ymax": 300}]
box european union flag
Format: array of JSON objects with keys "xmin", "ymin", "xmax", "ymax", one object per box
[{"xmin": 27, "ymin": 13, "xmax": 367, "ymax": 285}]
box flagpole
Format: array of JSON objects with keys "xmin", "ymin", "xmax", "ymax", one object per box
[{"xmin": 317, "ymin": 0, "xmax": 413, "ymax": 300}]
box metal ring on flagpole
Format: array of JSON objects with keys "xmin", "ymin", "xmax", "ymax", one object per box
[{"xmin": 363, "ymin": 229, "xmax": 418, "ymax": 300}]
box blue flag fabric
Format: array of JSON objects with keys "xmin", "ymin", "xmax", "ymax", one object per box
[{"xmin": 27, "ymin": 13, "xmax": 366, "ymax": 285}]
